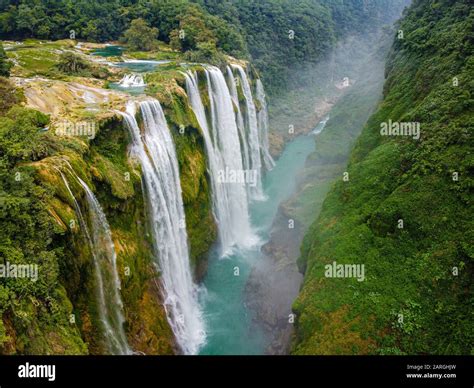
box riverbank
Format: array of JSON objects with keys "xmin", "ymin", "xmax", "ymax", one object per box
[{"xmin": 244, "ymin": 29, "xmax": 392, "ymax": 354}]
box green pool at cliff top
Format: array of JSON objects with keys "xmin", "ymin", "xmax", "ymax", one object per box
[
  {"xmin": 199, "ymin": 135, "xmax": 316, "ymax": 355},
  {"xmin": 91, "ymin": 45, "xmax": 124, "ymax": 57}
]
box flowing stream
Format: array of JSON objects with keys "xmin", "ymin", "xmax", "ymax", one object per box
[
  {"xmin": 110, "ymin": 63, "xmax": 322, "ymax": 354},
  {"xmin": 183, "ymin": 65, "xmax": 320, "ymax": 354},
  {"xmin": 199, "ymin": 135, "xmax": 316, "ymax": 354},
  {"xmin": 118, "ymin": 74, "xmax": 145, "ymax": 87}
]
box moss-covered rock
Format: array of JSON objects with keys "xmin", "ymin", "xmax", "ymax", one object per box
[
  {"xmin": 22, "ymin": 112, "xmax": 178, "ymax": 355},
  {"xmin": 162, "ymin": 85, "xmax": 217, "ymax": 281},
  {"xmin": 2, "ymin": 48, "xmax": 220, "ymax": 354}
]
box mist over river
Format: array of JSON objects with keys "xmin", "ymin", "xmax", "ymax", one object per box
[{"xmin": 199, "ymin": 135, "xmax": 319, "ymax": 355}]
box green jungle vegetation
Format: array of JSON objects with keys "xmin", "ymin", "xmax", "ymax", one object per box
[
  {"xmin": 0, "ymin": 0, "xmax": 408, "ymax": 94},
  {"xmin": 293, "ymin": 0, "xmax": 473, "ymax": 355}
]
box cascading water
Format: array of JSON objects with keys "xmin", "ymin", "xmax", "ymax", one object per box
[
  {"xmin": 190, "ymin": 66, "xmax": 314, "ymax": 354},
  {"xmin": 119, "ymin": 99, "xmax": 205, "ymax": 355},
  {"xmin": 312, "ymin": 115, "xmax": 330, "ymax": 135},
  {"xmin": 226, "ymin": 66, "xmax": 251, "ymax": 184},
  {"xmin": 60, "ymin": 171, "xmax": 131, "ymax": 355},
  {"xmin": 231, "ymin": 64, "xmax": 264, "ymax": 200},
  {"xmin": 255, "ymin": 79, "xmax": 276, "ymax": 170},
  {"xmin": 118, "ymin": 74, "xmax": 145, "ymax": 87},
  {"xmin": 185, "ymin": 67, "xmax": 257, "ymax": 256}
]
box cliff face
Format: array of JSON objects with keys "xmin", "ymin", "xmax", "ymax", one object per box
[
  {"xmin": 0, "ymin": 38, "xmax": 274, "ymax": 353},
  {"xmin": 1, "ymin": 116, "xmax": 171, "ymax": 354},
  {"xmin": 159, "ymin": 71, "xmax": 218, "ymax": 282},
  {"xmin": 73, "ymin": 114, "xmax": 179, "ymax": 355},
  {"xmin": 0, "ymin": 63, "xmax": 218, "ymax": 354},
  {"xmin": 293, "ymin": 0, "xmax": 473, "ymax": 355}
]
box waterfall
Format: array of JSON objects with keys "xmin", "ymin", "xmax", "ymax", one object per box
[
  {"xmin": 226, "ymin": 66, "xmax": 251, "ymax": 184},
  {"xmin": 231, "ymin": 64, "xmax": 265, "ymax": 200},
  {"xmin": 59, "ymin": 171, "xmax": 131, "ymax": 355},
  {"xmin": 119, "ymin": 99, "xmax": 205, "ymax": 355},
  {"xmin": 185, "ymin": 67, "xmax": 257, "ymax": 256},
  {"xmin": 118, "ymin": 74, "xmax": 145, "ymax": 87},
  {"xmin": 311, "ymin": 115, "xmax": 330, "ymax": 135},
  {"xmin": 255, "ymin": 79, "xmax": 276, "ymax": 170}
]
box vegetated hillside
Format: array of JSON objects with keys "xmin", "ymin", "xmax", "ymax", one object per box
[
  {"xmin": 197, "ymin": 0, "xmax": 410, "ymax": 95},
  {"xmin": 293, "ymin": 0, "xmax": 473, "ymax": 355},
  {"xmin": 196, "ymin": 0, "xmax": 410, "ymax": 154},
  {"xmin": 0, "ymin": 101, "xmax": 178, "ymax": 355},
  {"xmin": 286, "ymin": 26, "xmax": 394, "ymax": 232}
]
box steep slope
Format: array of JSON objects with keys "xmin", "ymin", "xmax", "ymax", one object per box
[
  {"xmin": 244, "ymin": 25, "xmax": 396, "ymax": 354},
  {"xmin": 0, "ymin": 55, "xmax": 216, "ymax": 354},
  {"xmin": 293, "ymin": 0, "xmax": 473, "ymax": 355},
  {"xmin": 199, "ymin": 1, "xmax": 411, "ymax": 154},
  {"xmin": 198, "ymin": 0, "xmax": 410, "ymax": 94}
]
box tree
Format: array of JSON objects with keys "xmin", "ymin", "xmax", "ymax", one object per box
[
  {"xmin": 0, "ymin": 42, "xmax": 12, "ymax": 77},
  {"xmin": 122, "ymin": 18, "xmax": 159, "ymax": 51},
  {"xmin": 0, "ymin": 77, "xmax": 24, "ymax": 115},
  {"xmin": 0, "ymin": 107, "xmax": 51, "ymax": 163},
  {"xmin": 184, "ymin": 41, "xmax": 225, "ymax": 66},
  {"xmin": 169, "ymin": 6, "xmax": 216, "ymax": 52},
  {"xmin": 56, "ymin": 52, "xmax": 91, "ymax": 74}
]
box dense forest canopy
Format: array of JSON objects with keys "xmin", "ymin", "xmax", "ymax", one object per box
[
  {"xmin": 197, "ymin": 0, "xmax": 410, "ymax": 92},
  {"xmin": 0, "ymin": 0, "xmax": 409, "ymax": 94},
  {"xmin": 0, "ymin": 0, "xmax": 246, "ymax": 56},
  {"xmin": 0, "ymin": 41, "xmax": 10, "ymax": 76}
]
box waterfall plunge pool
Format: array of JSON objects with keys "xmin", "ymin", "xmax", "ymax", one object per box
[{"xmin": 198, "ymin": 134, "xmax": 317, "ymax": 355}]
